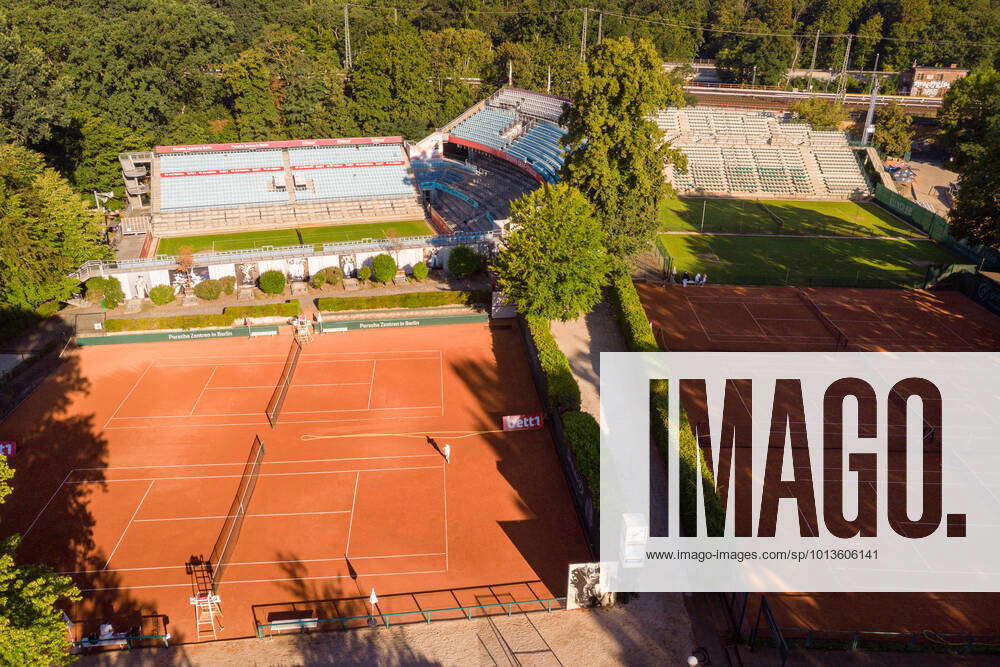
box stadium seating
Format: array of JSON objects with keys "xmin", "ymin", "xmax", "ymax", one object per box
[
  {"xmin": 159, "ymin": 149, "xmax": 283, "ymax": 173},
  {"xmin": 288, "ymin": 144, "xmax": 403, "ymax": 165},
  {"xmin": 160, "ymin": 172, "xmax": 289, "ymax": 210},
  {"xmin": 447, "ymin": 93, "xmax": 568, "ymax": 184},
  {"xmin": 295, "ymin": 164, "xmax": 414, "ymax": 202},
  {"xmin": 656, "ymin": 107, "xmax": 870, "ymax": 199}
]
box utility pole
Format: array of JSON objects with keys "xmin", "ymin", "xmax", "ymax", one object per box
[
  {"xmin": 580, "ymin": 8, "xmax": 588, "ymax": 62},
  {"xmin": 836, "ymin": 34, "xmax": 853, "ymax": 100},
  {"xmin": 343, "ymin": 5, "xmax": 352, "ymax": 70},
  {"xmin": 806, "ymin": 30, "xmax": 820, "ymax": 90},
  {"xmin": 597, "ymin": 12, "xmax": 603, "ymax": 45},
  {"xmin": 508, "ymin": 59, "xmax": 513, "ymax": 87},
  {"xmin": 547, "ymin": 66, "xmax": 552, "ymax": 93},
  {"xmin": 869, "ymin": 52, "xmax": 880, "ymax": 93}
]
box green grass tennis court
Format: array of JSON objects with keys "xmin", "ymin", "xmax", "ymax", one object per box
[
  {"xmin": 658, "ymin": 234, "xmax": 966, "ymax": 287},
  {"xmin": 658, "ymin": 197, "xmax": 920, "ymax": 237},
  {"xmin": 155, "ymin": 219, "xmax": 433, "ymax": 255}
]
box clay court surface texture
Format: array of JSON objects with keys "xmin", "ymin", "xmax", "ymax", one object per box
[
  {"xmin": 639, "ymin": 282, "xmax": 1000, "ymax": 640},
  {"xmin": 0, "ymin": 323, "xmax": 589, "ymax": 643}
]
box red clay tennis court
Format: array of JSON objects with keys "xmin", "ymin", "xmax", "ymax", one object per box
[
  {"xmin": 638, "ymin": 281, "xmax": 1000, "ymax": 645},
  {"xmin": 1, "ymin": 322, "xmax": 590, "ymax": 645}
]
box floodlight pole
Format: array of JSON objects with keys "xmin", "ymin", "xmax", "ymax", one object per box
[
  {"xmin": 862, "ymin": 76, "xmax": 880, "ymax": 146},
  {"xmin": 597, "ymin": 12, "xmax": 603, "ymax": 45},
  {"xmin": 836, "ymin": 34, "xmax": 853, "ymax": 101},
  {"xmin": 580, "ymin": 8, "xmax": 588, "ymax": 62},
  {"xmin": 807, "ymin": 30, "xmax": 819, "ymax": 90}
]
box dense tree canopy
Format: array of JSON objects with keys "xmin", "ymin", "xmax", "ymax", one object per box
[
  {"xmin": 874, "ymin": 102, "xmax": 914, "ymax": 157},
  {"xmin": 562, "ymin": 37, "xmax": 686, "ymax": 258},
  {"xmin": 492, "ymin": 184, "xmax": 608, "ymax": 321}
]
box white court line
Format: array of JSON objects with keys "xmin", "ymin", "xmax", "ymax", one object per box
[
  {"xmin": 105, "ymin": 480, "xmax": 155, "ymax": 569},
  {"xmin": 345, "ymin": 472, "xmax": 360, "ymax": 557},
  {"xmin": 60, "ymin": 552, "xmax": 448, "ymax": 575},
  {"xmin": 108, "ymin": 405, "xmax": 443, "ymax": 420},
  {"xmin": 189, "ymin": 366, "xmax": 217, "ymax": 416},
  {"xmin": 67, "ymin": 464, "xmax": 442, "ymax": 484},
  {"xmin": 154, "ymin": 356, "xmax": 438, "ymax": 368},
  {"xmin": 439, "ymin": 350, "xmax": 444, "ymax": 417},
  {"xmin": 743, "ymin": 304, "xmax": 769, "ymax": 336},
  {"xmin": 684, "ymin": 295, "xmax": 712, "ymax": 340},
  {"xmin": 102, "ymin": 413, "xmax": 441, "ymax": 430},
  {"xmin": 103, "ymin": 361, "xmax": 153, "ymax": 429},
  {"xmin": 205, "ymin": 382, "xmax": 369, "ymax": 390},
  {"xmin": 21, "ymin": 470, "xmax": 74, "ymax": 539},
  {"xmin": 76, "ymin": 453, "xmax": 439, "ymax": 472},
  {"xmin": 367, "ymin": 360, "xmax": 377, "ymax": 409},
  {"xmin": 443, "ymin": 462, "xmax": 449, "ymax": 570},
  {"xmin": 80, "ymin": 568, "xmax": 449, "ymax": 592},
  {"xmin": 133, "ymin": 510, "xmax": 352, "ymax": 523}
]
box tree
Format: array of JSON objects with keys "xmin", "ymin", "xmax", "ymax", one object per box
[
  {"xmin": 715, "ymin": 19, "xmax": 795, "ymax": 86},
  {"xmin": 790, "ymin": 98, "xmax": 848, "ymax": 129},
  {"xmin": 853, "ymin": 14, "xmax": 884, "ymax": 70},
  {"xmin": 0, "ymin": 145, "xmax": 109, "ymax": 312},
  {"xmin": 0, "ymin": 456, "xmax": 81, "ymax": 665},
  {"xmin": 884, "ymin": 0, "xmax": 933, "ymax": 70},
  {"xmin": 0, "ymin": 17, "xmax": 69, "ymax": 145},
  {"xmin": 447, "ymin": 245, "xmax": 484, "ymax": 278},
  {"xmin": 941, "ymin": 68, "xmax": 1000, "ymax": 247},
  {"xmin": 562, "ymin": 37, "xmax": 686, "ymax": 258},
  {"xmin": 492, "ymin": 184, "xmax": 608, "ymax": 321},
  {"xmin": 874, "ymin": 102, "xmax": 913, "ymax": 157},
  {"xmin": 71, "ymin": 113, "xmax": 151, "ymax": 206},
  {"xmin": 224, "ymin": 48, "xmax": 283, "ymax": 140},
  {"xmin": 371, "ymin": 254, "xmax": 397, "ymax": 283}
]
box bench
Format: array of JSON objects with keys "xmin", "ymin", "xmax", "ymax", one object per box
[{"xmin": 263, "ymin": 610, "xmax": 319, "ymax": 637}]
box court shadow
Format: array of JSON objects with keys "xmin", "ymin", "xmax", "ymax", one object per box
[{"xmin": 0, "ymin": 349, "xmax": 187, "ymax": 654}]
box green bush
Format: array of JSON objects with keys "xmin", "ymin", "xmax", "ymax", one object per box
[
  {"xmin": 357, "ymin": 266, "xmax": 372, "ymax": 282},
  {"xmin": 258, "ymin": 270, "xmax": 286, "ymax": 295},
  {"xmin": 85, "ymin": 276, "xmax": 125, "ymax": 309},
  {"xmin": 561, "ymin": 411, "xmax": 600, "ymax": 505},
  {"xmin": 526, "ymin": 316, "xmax": 581, "ymax": 411},
  {"xmin": 371, "ymin": 254, "xmax": 397, "ymax": 283},
  {"xmin": 447, "ymin": 245, "xmax": 484, "ymax": 278},
  {"xmin": 148, "ymin": 284, "xmax": 175, "ymax": 306},
  {"xmin": 608, "ymin": 266, "xmax": 659, "ymax": 352},
  {"xmin": 103, "ymin": 301, "xmax": 301, "ymax": 332},
  {"xmin": 317, "ymin": 290, "xmax": 489, "ymax": 312},
  {"xmin": 219, "ymin": 275, "xmax": 236, "ymax": 295},
  {"xmin": 193, "ymin": 279, "xmax": 222, "ymax": 300},
  {"xmin": 411, "ymin": 261, "xmax": 428, "ymax": 281},
  {"xmin": 311, "ymin": 266, "xmax": 345, "ymax": 289}
]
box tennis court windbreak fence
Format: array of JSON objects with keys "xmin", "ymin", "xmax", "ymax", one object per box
[
  {"xmin": 209, "ymin": 436, "xmax": 264, "ymax": 592},
  {"xmin": 266, "ymin": 339, "xmax": 302, "ymax": 428}
]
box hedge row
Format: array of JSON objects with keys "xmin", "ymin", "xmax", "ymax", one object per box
[
  {"xmin": 608, "ymin": 267, "xmax": 659, "ymax": 352},
  {"xmin": 525, "ymin": 316, "xmax": 581, "ymax": 412},
  {"xmin": 560, "ymin": 410, "xmax": 600, "ymax": 507},
  {"xmin": 606, "ymin": 267, "xmax": 724, "ymax": 534},
  {"xmin": 317, "ymin": 290, "xmax": 490, "ymax": 312},
  {"xmin": 103, "ymin": 301, "xmax": 300, "ymax": 332}
]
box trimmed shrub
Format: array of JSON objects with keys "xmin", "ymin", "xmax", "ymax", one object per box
[
  {"xmin": 526, "ymin": 316, "xmax": 581, "ymax": 411},
  {"xmin": 608, "ymin": 266, "xmax": 659, "ymax": 352},
  {"xmin": 371, "ymin": 254, "xmax": 397, "ymax": 283},
  {"xmin": 219, "ymin": 275, "xmax": 236, "ymax": 295},
  {"xmin": 317, "ymin": 290, "xmax": 489, "ymax": 312},
  {"xmin": 357, "ymin": 266, "xmax": 372, "ymax": 282},
  {"xmin": 193, "ymin": 279, "xmax": 222, "ymax": 301},
  {"xmin": 148, "ymin": 284, "xmax": 175, "ymax": 306},
  {"xmin": 258, "ymin": 270, "xmax": 286, "ymax": 295},
  {"xmin": 85, "ymin": 276, "xmax": 125, "ymax": 309},
  {"xmin": 319, "ymin": 266, "xmax": 344, "ymax": 286},
  {"xmin": 447, "ymin": 245, "xmax": 484, "ymax": 278},
  {"xmin": 411, "ymin": 261, "xmax": 428, "ymax": 281},
  {"xmin": 103, "ymin": 301, "xmax": 301, "ymax": 332},
  {"xmin": 560, "ymin": 411, "xmax": 600, "ymax": 505}
]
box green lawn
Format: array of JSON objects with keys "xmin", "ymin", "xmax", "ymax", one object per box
[
  {"xmin": 156, "ymin": 219, "xmax": 433, "ymax": 255},
  {"xmin": 657, "ymin": 234, "xmax": 966, "ymax": 287},
  {"xmin": 658, "ymin": 197, "xmax": 920, "ymax": 238}
]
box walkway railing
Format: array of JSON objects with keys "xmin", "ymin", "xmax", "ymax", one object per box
[
  {"xmin": 256, "ymin": 596, "xmax": 566, "ymax": 638},
  {"xmin": 69, "ymin": 231, "xmax": 496, "ymax": 281}
]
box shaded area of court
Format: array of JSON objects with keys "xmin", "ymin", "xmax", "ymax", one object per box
[{"xmin": 0, "ymin": 323, "xmax": 590, "ymax": 645}]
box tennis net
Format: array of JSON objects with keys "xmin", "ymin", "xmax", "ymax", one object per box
[
  {"xmin": 266, "ymin": 339, "xmax": 302, "ymax": 428},
  {"xmin": 209, "ymin": 435, "xmax": 264, "ymax": 592},
  {"xmin": 795, "ymin": 288, "xmax": 849, "ymax": 350}
]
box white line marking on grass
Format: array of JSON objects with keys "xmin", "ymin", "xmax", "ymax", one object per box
[
  {"xmin": 104, "ymin": 361, "xmax": 153, "ymax": 429},
  {"xmin": 345, "ymin": 472, "xmax": 360, "ymax": 557},
  {"xmin": 189, "ymin": 366, "xmax": 217, "ymax": 415},
  {"xmin": 22, "ymin": 470, "xmax": 74, "ymax": 539},
  {"xmin": 105, "ymin": 480, "xmax": 154, "ymax": 569}
]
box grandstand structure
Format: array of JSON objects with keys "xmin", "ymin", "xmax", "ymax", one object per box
[
  {"xmin": 119, "ymin": 137, "xmax": 425, "ymax": 237},
  {"xmin": 655, "ymin": 108, "xmax": 871, "ymax": 199}
]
